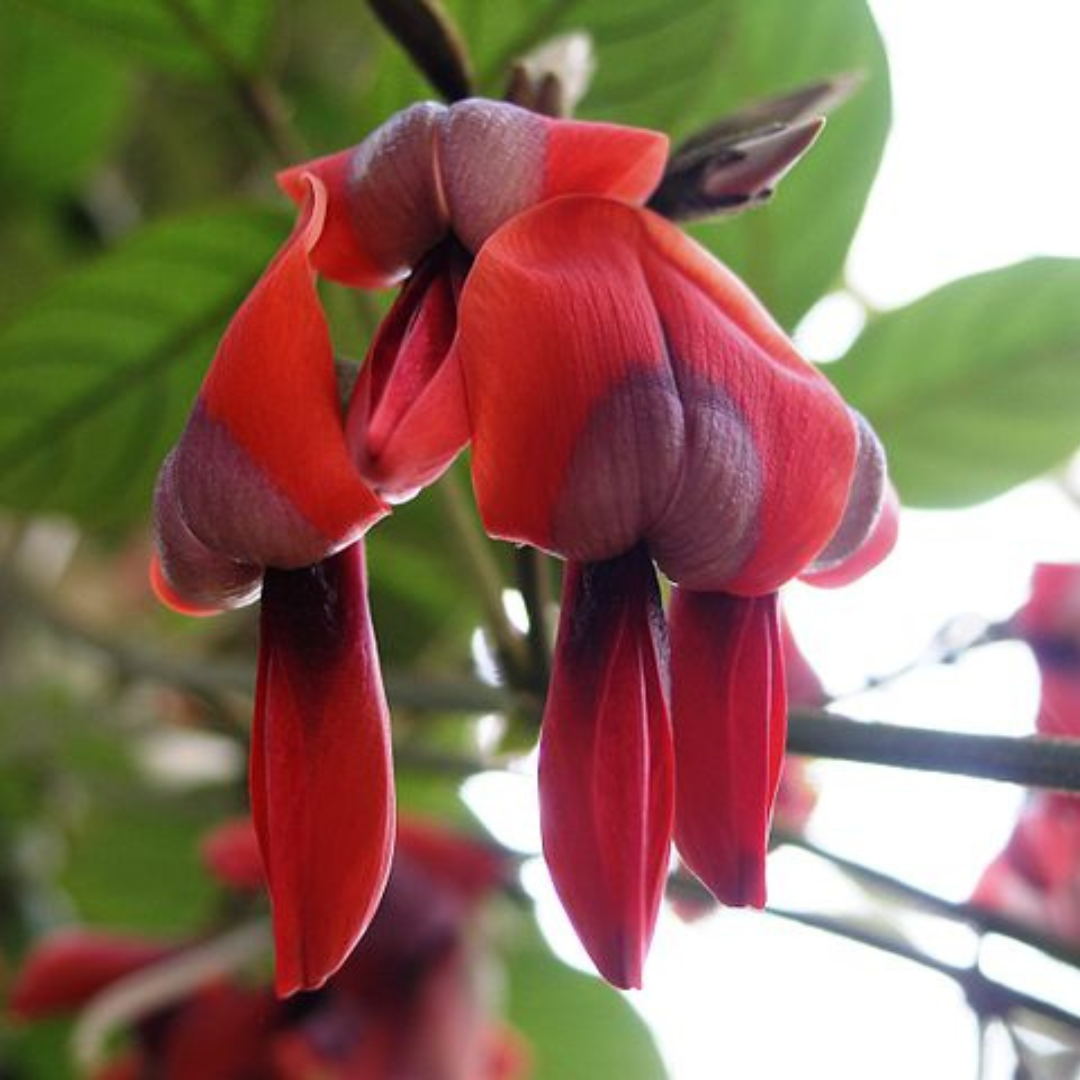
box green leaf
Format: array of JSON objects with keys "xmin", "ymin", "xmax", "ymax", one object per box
[
  {"xmin": 504, "ymin": 920, "xmax": 668, "ymax": 1080},
  {"xmin": 11, "ymin": 0, "xmax": 273, "ymax": 80},
  {"xmin": 0, "ymin": 206, "xmax": 289, "ymax": 529},
  {"xmin": 0, "ymin": 5, "xmax": 130, "ymax": 201},
  {"xmin": 352, "ymin": 0, "xmax": 889, "ymax": 328},
  {"xmin": 829, "ymin": 258, "xmax": 1080, "ymax": 508}
]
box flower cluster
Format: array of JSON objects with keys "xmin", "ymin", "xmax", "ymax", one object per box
[
  {"xmin": 972, "ymin": 564, "xmax": 1080, "ymax": 940},
  {"xmin": 10, "ymin": 819, "xmax": 526, "ymax": 1080},
  {"xmin": 151, "ymin": 97, "xmax": 896, "ymax": 990}
]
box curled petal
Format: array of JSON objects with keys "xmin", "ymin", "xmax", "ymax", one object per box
[
  {"xmin": 346, "ymin": 242, "xmax": 470, "ymax": 499},
  {"xmin": 670, "ymin": 589, "xmax": 785, "ymax": 907},
  {"xmin": 166, "ymin": 175, "xmax": 387, "ymax": 577},
  {"xmin": 802, "ymin": 412, "xmax": 897, "ymax": 587},
  {"xmin": 278, "ymin": 103, "xmax": 447, "ymax": 288},
  {"xmin": 462, "ymin": 196, "xmax": 856, "ymax": 593},
  {"xmin": 539, "ymin": 548, "xmax": 673, "ymax": 988},
  {"xmin": 281, "ymin": 100, "xmax": 668, "ymax": 280},
  {"xmin": 10, "ymin": 931, "xmax": 171, "ymax": 1018},
  {"xmin": 439, "ymin": 99, "xmax": 668, "ymax": 251},
  {"xmin": 152, "ymin": 451, "xmax": 261, "ymax": 613},
  {"xmin": 252, "ymin": 542, "xmax": 395, "ymax": 995}
]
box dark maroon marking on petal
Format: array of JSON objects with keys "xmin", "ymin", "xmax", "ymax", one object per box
[
  {"xmin": 345, "ymin": 102, "xmax": 448, "ymax": 280},
  {"xmin": 152, "ymin": 449, "xmax": 262, "ymax": 610},
  {"xmin": 649, "ymin": 364, "xmax": 762, "ymax": 590},
  {"xmin": 173, "ymin": 400, "xmax": 342, "ymax": 570},
  {"xmin": 805, "ymin": 409, "xmax": 887, "ymax": 575}
]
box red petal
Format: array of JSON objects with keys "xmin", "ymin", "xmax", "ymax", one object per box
[
  {"xmin": 10, "ymin": 930, "xmax": 172, "ymax": 1018},
  {"xmin": 539, "ymin": 548, "xmax": 673, "ymax": 988},
  {"xmin": 541, "ymin": 118, "xmax": 668, "ymax": 205},
  {"xmin": 161, "ymin": 983, "xmax": 278, "ymax": 1080},
  {"xmin": 346, "ymin": 244, "xmax": 469, "ymax": 499},
  {"xmin": 278, "ymin": 103, "xmax": 446, "ymax": 288},
  {"xmin": 251, "ymin": 541, "xmax": 395, "ymax": 995},
  {"xmin": 461, "ymin": 196, "xmax": 856, "ymax": 593},
  {"xmin": 170, "ymin": 175, "xmax": 387, "ymax": 572},
  {"xmin": 200, "ymin": 817, "xmax": 265, "ymax": 892},
  {"xmin": 670, "ymin": 589, "xmax": 786, "ymax": 907}
]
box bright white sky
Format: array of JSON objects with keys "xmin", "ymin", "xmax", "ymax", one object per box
[{"xmin": 470, "ymin": 3, "xmax": 1080, "ymax": 1076}]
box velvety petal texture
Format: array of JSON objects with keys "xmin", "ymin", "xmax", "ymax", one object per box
[
  {"xmin": 280, "ymin": 99, "xmax": 667, "ymax": 282},
  {"xmin": 252, "ymin": 542, "xmax": 395, "ymax": 995},
  {"xmin": 670, "ymin": 589, "xmax": 786, "ymax": 907},
  {"xmin": 461, "ymin": 195, "xmax": 858, "ymax": 595},
  {"xmin": 539, "ymin": 548, "xmax": 673, "ymax": 988}
]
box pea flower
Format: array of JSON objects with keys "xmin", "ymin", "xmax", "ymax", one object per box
[
  {"xmin": 973, "ymin": 564, "xmax": 1080, "ymax": 941},
  {"xmin": 457, "ymin": 193, "xmax": 896, "ymax": 984},
  {"xmin": 10, "ymin": 819, "xmax": 527, "ymax": 1080},
  {"xmin": 151, "ymin": 91, "xmax": 895, "ymax": 993},
  {"xmin": 152, "ymin": 98, "xmax": 667, "ymax": 994}
]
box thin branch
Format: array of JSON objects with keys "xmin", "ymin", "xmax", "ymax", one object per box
[
  {"xmin": 159, "ymin": 0, "xmax": 306, "ymax": 165},
  {"xmin": 788, "ymin": 710, "xmax": 1080, "ymax": 794},
  {"xmin": 768, "ymin": 906, "xmax": 1080, "ymax": 1034},
  {"xmin": 515, "ymin": 547, "xmax": 554, "ymax": 694},
  {"xmin": 434, "ymin": 470, "xmax": 529, "ymax": 683},
  {"xmin": 774, "ymin": 829, "xmax": 1080, "ymax": 973}
]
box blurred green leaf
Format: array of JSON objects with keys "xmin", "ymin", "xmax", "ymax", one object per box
[
  {"xmin": 351, "ymin": 0, "xmax": 889, "ymax": 328},
  {"xmin": 505, "ymin": 920, "xmax": 668, "ymax": 1079},
  {"xmin": 830, "ymin": 258, "xmax": 1080, "ymax": 507},
  {"xmin": 11, "ymin": 0, "xmax": 273, "ymax": 80},
  {"xmin": 0, "ymin": 6, "xmax": 130, "ymax": 201},
  {"xmin": 0, "ymin": 206, "xmax": 289, "ymax": 529},
  {"xmin": 62, "ymin": 787, "xmax": 232, "ymax": 934}
]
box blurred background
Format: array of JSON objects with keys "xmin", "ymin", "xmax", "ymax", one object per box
[{"xmin": 1, "ymin": 0, "xmax": 1080, "ymax": 1076}]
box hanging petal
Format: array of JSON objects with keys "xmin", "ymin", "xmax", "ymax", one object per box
[
  {"xmin": 461, "ymin": 196, "xmax": 856, "ymax": 594},
  {"xmin": 251, "ymin": 541, "xmax": 395, "ymax": 995},
  {"xmin": 168, "ymin": 174, "xmax": 387, "ymax": 574},
  {"xmin": 670, "ymin": 589, "xmax": 786, "ymax": 907},
  {"xmin": 539, "ymin": 547, "xmax": 673, "ymax": 988},
  {"xmin": 346, "ymin": 242, "xmax": 470, "ymax": 499},
  {"xmin": 9, "ymin": 930, "xmax": 172, "ymax": 1018}
]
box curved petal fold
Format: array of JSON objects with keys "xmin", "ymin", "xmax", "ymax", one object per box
[
  {"xmin": 278, "ymin": 103, "xmax": 447, "ymax": 288},
  {"xmin": 462, "ymin": 196, "xmax": 856, "ymax": 594},
  {"xmin": 539, "ymin": 547, "xmax": 673, "ymax": 989},
  {"xmin": 802, "ymin": 411, "xmax": 897, "ymax": 587},
  {"xmin": 252, "ymin": 541, "xmax": 395, "ymax": 995},
  {"xmin": 346, "ymin": 242, "xmax": 470, "ymax": 499},
  {"xmin": 10, "ymin": 930, "xmax": 171, "ymax": 1018},
  {"xmin": 670, "ymin": 589, "xmax": 786, "ymax": 907},
  {"xmin": 168, "ymin": 175, "xmax": 387, "ymax": 573}
]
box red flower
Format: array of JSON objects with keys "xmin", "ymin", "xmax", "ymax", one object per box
[
  {"xmin": 150, "ymin": 94, "xmax": 893, "ymax": 991},
  {"xmin": 9, "ymin": 821, "xmax": 526, "ymax": 1080},
  {"xmin": 973, "ymin": 564, "xmax": 1080, "ymax": 939},
  {"xmin": 150, "ymin": 99, "xmax": 666, "ymax": 994},
  {"xmin": 456, "ymin": 195, "xmax": 895, "ymax": 984}
]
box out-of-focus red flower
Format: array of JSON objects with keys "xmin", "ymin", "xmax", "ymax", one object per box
[
  {"xmin": 973, "ymin": 564, "xmax": 1080, "ymax": 939},
  {"xmin": 9, "ymin": 821, "xmax": 527, "ymax": 1080}
]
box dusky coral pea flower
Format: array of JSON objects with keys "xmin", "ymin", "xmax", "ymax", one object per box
[
  {"xmin": 150, "ymin": 98, "xmax": 668, "ymax": 996},
  {"xmin": 457, "ymin": 193, "xmax": 896, "ymax": 986},
  {"xmin": 10, "ymin": 820, "xmax": 526, "ymax": 1080}
]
